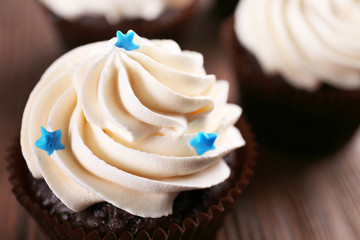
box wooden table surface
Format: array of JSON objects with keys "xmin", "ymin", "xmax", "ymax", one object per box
[{"xmin": 1, "ymin": 0, "xmax": 360, "ymax": 239}]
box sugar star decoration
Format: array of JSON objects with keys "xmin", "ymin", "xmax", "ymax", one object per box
[
  {"xmin": 190, "ymin": 131, "xmax": 218, "ymax": 155},
  {"xmin": 114, "ymin": 30, "xmax": 139, "ymax": 51},
  {"xmin": 35, "ymin": 127, "xmax": 65, "ymax": 155}
]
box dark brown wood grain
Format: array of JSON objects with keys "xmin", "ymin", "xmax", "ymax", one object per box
[{"xmin": 1, "ymin": 0, "xmax": 360, "ymax": 239}]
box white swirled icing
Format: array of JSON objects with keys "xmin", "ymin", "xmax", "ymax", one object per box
[
  {"xmin": 234, "ymin": 0, "xmax": 360, "ymax": 91},
  {"xmin": 20, "ymin": 33, "xmax": 245, "ymax": 218},
  {"xmin": 40, "ymin": 0, "xmax": 193, "ymax": 24}
]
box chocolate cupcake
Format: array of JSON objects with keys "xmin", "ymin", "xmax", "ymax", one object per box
[
  {"xmin": 10, "ymin": 31, "xmax": 256, "ymax": 239},
  {"xmin": 38, "ymin": 0, "xmax": 200, "ymax": 49},
  {"xmin": 223, "ymin": 0, "xmax": 360, "ymax": 154}
]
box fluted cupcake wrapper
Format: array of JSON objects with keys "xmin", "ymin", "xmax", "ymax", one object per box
[
  {"xmin": 222, "ymin": 16, "xmax": 360, "ymax": 155},
  {"xmin": 7, "ymin": 117, "xmax": 257, "ymax": 240}
]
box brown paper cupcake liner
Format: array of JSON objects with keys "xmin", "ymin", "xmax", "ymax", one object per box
[
  {"xmin": 38, "ymin": 0, "xmax": 200, "ymax": 49},
  {"xmin": 222, "ymin": 16, "xmax": 360, "ymax": 155},
  {"xmin": 7, "ymin": 117, "xmax": 257, "ymax": 240}
]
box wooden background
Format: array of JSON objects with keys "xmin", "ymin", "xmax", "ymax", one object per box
[{"xmin": 1, "ymin": 0, "xmax": 360, "ymax": 239}]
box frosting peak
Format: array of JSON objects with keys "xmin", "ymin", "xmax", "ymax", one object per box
[{"xmin": 20, "ymin": 32, "xmax": 245, "ymax": 217}]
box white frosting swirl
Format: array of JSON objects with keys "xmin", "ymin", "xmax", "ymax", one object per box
[
  {"xmin": 20, "ymin": 33, "xmax": 245, "ymax": 217},
  {"xmin": 234, "ymin": 0, "xmax": 360, "ymax": 91},
  {"xmin": 40, "ymin": 0, "xmax": 193, "ymax": 24}
]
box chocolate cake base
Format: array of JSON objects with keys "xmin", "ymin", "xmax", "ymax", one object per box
[
  {"xmin": 8, "ymin": 117, "xmax": 256, "ymax": 240},
  {"xmin": 222, "ymin": 17, "xmax": 360, "ymax": 155}
]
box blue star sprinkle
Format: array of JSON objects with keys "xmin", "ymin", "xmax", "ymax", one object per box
[
  {"xmin": 190, "ymin": 131, "xmax": 218, "ymax": 155},
  {"xmin": 35, "ymin": 127, "xmax": 65, "ymax": 155},
  {"xmin": 114, "ymin": 30, "xmax": 139, "ymax": 51}
]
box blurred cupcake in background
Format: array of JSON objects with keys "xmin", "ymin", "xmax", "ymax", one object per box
[
  {"xmin": 223, "ymin": 0, "xmax": 360, "ymax": 154},
  {"xmin": 39, "ymin": 0, "xmax": 200, "ymax": 48}
]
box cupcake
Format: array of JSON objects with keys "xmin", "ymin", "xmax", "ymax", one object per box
[
  {"xmin": 38, "ymin": 0, "xmax": 200, "ymax": 48},
  {"xmin": 223, "ymin": 0, "xmax": 360, "ymax": 154},
  {"xmin": 9, "ymin": 30, "xmax": 256, "ymax": 239}
]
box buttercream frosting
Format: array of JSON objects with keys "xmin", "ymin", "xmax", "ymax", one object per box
[
  {"xmin": 20, "ymin": 33, "xmax": 245, "ymax": 217},
  {"xmin": 40, "ymin": 0, "xmax": 193, "ymax": 24},
  {"xmin": 234, "ymin": 0, "xmax": 360, "ymax": 91}
]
